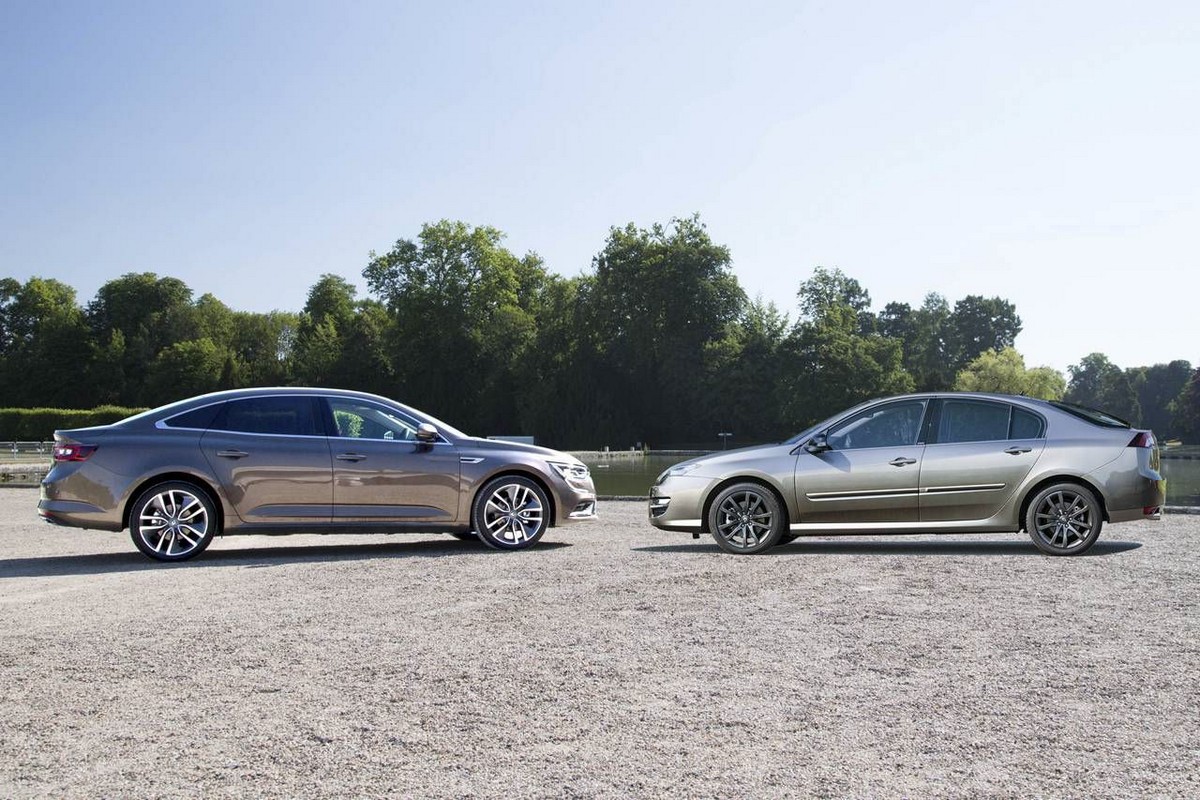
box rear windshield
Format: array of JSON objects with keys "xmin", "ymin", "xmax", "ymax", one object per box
[{"xmin": 1049, "ymin": 401, "xmax": 1130, "ymax": 429}]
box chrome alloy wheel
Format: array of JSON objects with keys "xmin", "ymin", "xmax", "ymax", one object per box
[
  {"xmin": 136, "ymin": 488, "xmax": 210, "ymax": 558},
  {"xmin": 1032, "ymin": 489, "xmax": 1095, "ymax": 552},
  {"xmin": 480, "ymin": 481, "xmax": 545, "ymax": 546}
]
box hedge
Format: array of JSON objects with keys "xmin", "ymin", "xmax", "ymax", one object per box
[{"xmin": 0, "ymin": 406, "xmax": 147, "ymax": 441}]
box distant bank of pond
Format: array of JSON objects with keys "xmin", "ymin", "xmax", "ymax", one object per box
[{"xmin": 577, "ymin": 451, "xmax": 1200, "ymax": 506}]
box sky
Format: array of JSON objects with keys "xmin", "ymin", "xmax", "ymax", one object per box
[{"xmin": 2, "ymin": 0, "xmax": 1197, "ymax": 375}]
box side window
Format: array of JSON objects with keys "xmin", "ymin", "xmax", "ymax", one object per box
[
  {"xmin": 1010, "ymin": 407, "xmax": 1045, "ymax": 439},
  {"xmin": 162, "ymin": 403, "xmax": 223, "ymax": 430},
  {"xmin": 327, "ymin": 398, "xmax": 419, "ymax": 441},
  {"xmin": 214, "ymin": 397, "xmax": 319, "ymax": 436},
  {"xmin": 827, "ymin": 400, "xmax": 926, "ymax": 450},
  {"xmin": 938, "ymin": 400, "xmax": 1010, "ymax": 443}
]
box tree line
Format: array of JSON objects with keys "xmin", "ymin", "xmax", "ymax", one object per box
[{"xmin": 2, "ymin": 216, "xmax": 1197, "ymax": 447}]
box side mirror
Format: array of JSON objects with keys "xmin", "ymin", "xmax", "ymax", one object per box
[
  {"xmin": 415, "ymin": 423, "xmax": 439, "ymax": 444},
  {"xmin": 805, "ymin": 433, "xmax": 831, "ymax": 454}
]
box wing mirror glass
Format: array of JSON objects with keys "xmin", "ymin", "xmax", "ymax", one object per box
[
  {"xmin": 805, "ymin": 433, "xmax": 831, "ymax": 454},
  {"xmin": 415, "ymin": 423, "xmax": 439, "ymax": 443}
]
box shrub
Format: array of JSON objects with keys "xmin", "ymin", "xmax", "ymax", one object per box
[{"xmin": 0, "ymin": 406, "xmax": 146, "ymax": 441}]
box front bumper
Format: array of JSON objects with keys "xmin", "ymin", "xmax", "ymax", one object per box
[{"xmin": 647, "ymin": 476, "xmax": 710, "ymax": 532}]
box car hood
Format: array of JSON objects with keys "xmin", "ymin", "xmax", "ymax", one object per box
[
  {"xmin": 457, "ymin": 436, "xmax": 582, "ymax": 464},
  {"xmin": 666, "ymin": 442, "xmax": 796, "ymax": 478}
]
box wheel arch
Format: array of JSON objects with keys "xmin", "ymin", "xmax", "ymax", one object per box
[
  {"xmin": 1017, "ymin": 474, "xmax": 1109, "ymax": 531},
  {"xmin": 474, "ymin": 469, "xmax": 558, "ymax": 528},
  {"xmin": 700, "ymin": 475, "xmax": 791, "ymax": 534},
  {"xmin": 122, "ymin": 472, "xmax": 226, "ymax": 533}
]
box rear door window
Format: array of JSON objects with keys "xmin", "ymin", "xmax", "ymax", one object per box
[
  {"xmin": 936, "ymin": 400, "xmax": 1045, "ymax": 443},
  {"xmin": 213, "ymin": 397, "xmax": 321, "ymax": 436}
]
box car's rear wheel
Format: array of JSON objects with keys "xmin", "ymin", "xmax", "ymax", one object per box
[
  {"xmin": 1025, "ymin": 483, "xmax": 1103, "ymax": 556},
  {"xmin": 709, "ymin": 483, "xmax": 784, "ymax": 554},
  {"xmin": 129, "ymin": 481, "xmax": 219, "ymax": 562},
  {"xmin": 472, "ymin": 476, "xmax": 549, "ymax": 550}
]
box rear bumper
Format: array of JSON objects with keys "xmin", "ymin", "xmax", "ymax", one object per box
[{"xmin": 37, "ymin": 498, "xmax": 122, "ymax": 531}]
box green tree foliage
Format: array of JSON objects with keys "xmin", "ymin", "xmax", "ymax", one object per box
[
  {"xmin": 364, "ymin": 220, "xmax": 544, "ymax": 433},
  {"xmin": 948, "ymin": 295, "xmax": 1022, "ymax": 371},
  {"xmin": 1128, "ymin": 360, "xmax": 1191, "ymax": 439},
  {"xmin": 953, "ymin": 347, "xmax": 1065, "ymax": 399},
  {"xmin": 780, "ymin": 267, "xmax": 913, "ymax": 428},
  {"xmin": 2, "ymin": 218, "xmax": 1189, "ymax": 448},
  {"xmin": 579, "ymin": 216, "xmax": 745, "ymax": 446},
  {"xmin": 0, "ymin": 277, "xmax": 93, "ymax": 407},
  {"xmin": 877, "ymin": 293, "xmax": 955, "ymax": 391},
  {"xmin": 704, "ymin": 299, "xmax": 792, "ymax": 444},
  {"xmin": 1173, "ymin": 367, "xmax": 1200, "ymax": 442},
  {"xmin": 1065, "ymin": 353, "xmax": 1142, "ymax": 423},
  {"xmin": 145, "ymin": 338, "xmax": 227, "ymax": 405}
]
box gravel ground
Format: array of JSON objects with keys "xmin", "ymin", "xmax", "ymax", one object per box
[{"xmin": 1, "ymin": 488, "xmax": 1198, "ymax": 799}]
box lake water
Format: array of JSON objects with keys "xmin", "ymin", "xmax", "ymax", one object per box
[{"xmin": 579, "ymin": 451, "xmax": 1200, "ymax": 506}]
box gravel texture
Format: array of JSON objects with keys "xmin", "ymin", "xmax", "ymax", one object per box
[{"xmin": 1, "ymin": 487, "xmax": 1198, "ymax": 798}]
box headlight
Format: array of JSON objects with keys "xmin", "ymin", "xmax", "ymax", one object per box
[
  {"xmin": 656, "ymin": 462, "xmax": 702, "ymax": 484},
  {"xmin": 549, "ymin": 461, "xmax": 590, "ymax": 483}
]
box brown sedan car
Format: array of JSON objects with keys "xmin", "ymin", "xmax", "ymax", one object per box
[{"xmin": 39, "ymin": 388, "xmax": 597, "ymax": 561}]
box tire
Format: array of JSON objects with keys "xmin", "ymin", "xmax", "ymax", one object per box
[
  {"xmin": 1025, "ymin": 482, "xmax": 1103, "ymax": 556},
  {"xmin": 129, "ymin": 481, "xmax": 219, "ymax": 562},
  {"xmin": 779, "ymin": 533, "xmax": 800, "ymax": 545},
  {"xmin": 708, "ymin": 483, "xmax": 785, "ymax": 554},
  {"xmin": 471, "ymin": 476, "xmax": 550, "ymax": 551}
]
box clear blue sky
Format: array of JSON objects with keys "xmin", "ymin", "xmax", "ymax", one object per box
[{"xmin": 3, "ymin": 0, "xmax": 1197, "ymax": 374}]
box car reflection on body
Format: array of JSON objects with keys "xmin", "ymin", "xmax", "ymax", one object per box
[
  {"xmin": 39, "ymin": 388, "xmax": 597, "ymax": 561},
  {"xmin": 649, "ymin": 393, "xmax": 1164, "ymax": 555}
]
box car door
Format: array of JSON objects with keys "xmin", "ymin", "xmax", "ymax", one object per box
[
  {"xmin": 323, "ymin": 396, "xmax": 461, "ymax": 523},
  {"xmin": 200, "ymin": 395, "xmax": 333, "ymax": 524},
  {"xmin": 794, "ymin": 399, "xmax": 929, "ymax": 524},
  {"xmin": 918, "ymin": 398, "xmax": 1046, "ymax": 522}
]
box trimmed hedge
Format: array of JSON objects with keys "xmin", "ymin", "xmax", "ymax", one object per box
[{"xmin": 0, "ymin": 406, "xmax": 146, "ymax": 441}]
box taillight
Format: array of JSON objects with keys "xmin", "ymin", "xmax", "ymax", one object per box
[
  {"xmin": 53, "ymin": 443, "xmax": 97, "ymax": 462},
  {"xmin": 1128, "ymin": 432, "xmax": 1154, "ymax": 448}
]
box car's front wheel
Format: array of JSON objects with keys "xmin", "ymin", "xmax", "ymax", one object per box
[
  {"xmin": 129, "ymin": 481, "xmax": 219, "ymax": 562},
  {"xmin": 1025, "ymin": 482, "xmax": 1103, "ymax": 556},
  {"xmin": 472, "ymin": 476, "xmax": 550, "ymax": 550},
  {"xmin": 708, "ymin": 483, "xmax": 785, "ymax": 554}
]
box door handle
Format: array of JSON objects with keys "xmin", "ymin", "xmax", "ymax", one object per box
[
  {"xmin": 336, "ymin": 453, "xmax": 367, "ymax": 462},
  {"xmin": 888, "ymin": 457, "xmax": 917, "ymax": 466},
  {"xmin": 216, "ymin": 449, "xmax": 249, "ymax": 459},
  {"xmin": 1004, "ymin": 446, "xmax": 1032, "ymax": 455}
]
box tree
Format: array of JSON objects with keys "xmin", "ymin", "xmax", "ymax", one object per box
[
  {"xmin": 580, "ymin": 215, "xmax": 746, "ymax": 446},
  {"xmin": 1065, "ymin": 353, "xmax": 1141, "ymax": 422},
  {"xmin": 953, "ymin": 347, "xmax": 1065, "ymax": 399},
  {"xmin": 948, "ymin": 295, "xmax": 1022, "ymax": 371},
  {"xmin": 1173, "ymin": 367, "xmax": 1200, "ymax": 442},
  {"xmin": 879, "ymin": 293, "xmax": 955, "ymax": 391},
  {"xmin": 144, "ymin": 338, "xmax": 226, "ymax": 406},
  {"xmin": 704, "ymin": 298, "xmax": 791, "ymax": 444},
  {"xmin": 1129, "ymin": 360, "xmax": 1191, "ymax": 439},
  {"xmin": 364, "ymin": 220, "xmax": 548, "ymax": 433},
  {"xmin": 0, "ymin": 277, "xmax": 94, "ymax": 407},
  {"xmin": 780, "ymin": 267, "xmax": 913, "ymax": 428},
  {"xmin": 86, "ymin": 273, "xmax": 196, "ymax": 404}
]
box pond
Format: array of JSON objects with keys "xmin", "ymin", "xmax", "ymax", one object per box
[{"xmin": 578, "ymin": 451, "xmax": 1200, "ymax": 506}]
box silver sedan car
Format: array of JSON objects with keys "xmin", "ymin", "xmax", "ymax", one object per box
[
  {"xmin": 649, "ymin": 393, "xmax": 1165, "ymax": 555},
  {"xmin": 39, "ymin": 388, "xmax": 596, "ymax": 561}
]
